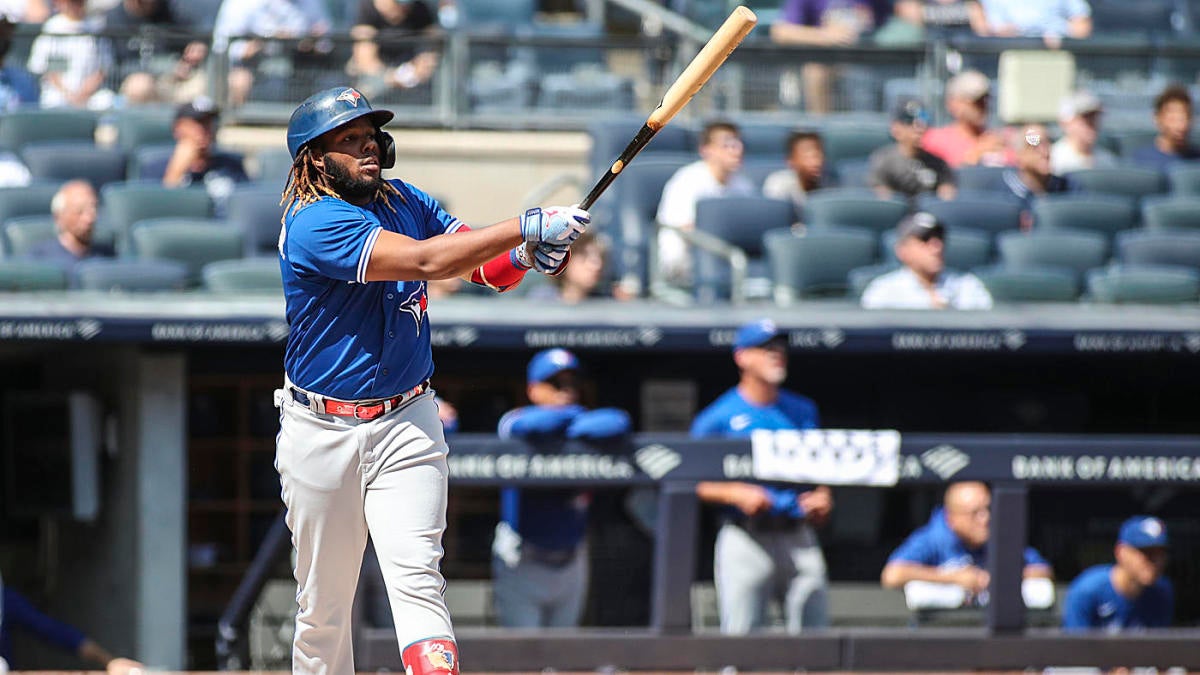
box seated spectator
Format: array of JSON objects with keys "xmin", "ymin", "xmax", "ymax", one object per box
[
  {"xmin": 769, "ymin": 0, "xmax": 877, "ymax": 113},
  {"xmin": 0, "ymin": 0, "xmax": 49, "ymax": 23},
  {"xmin": 880, "ymin": 481, "xmax": 1052, "ymax": 606},
  {"xmin": 923, "ymin": 70, "xmax": 1012, "ymax": 169},
  {"xmin": 104, "ymin": 0, "xmax": 210, "ymax": 105},
  {"xmin": 347, "ymin": 0, "xmax": 441, "ymax": 100},
  {"xmin": 0, "ymin": 14, "xmax": 39, "ymax": 111},
  {"xmin": 763, "ymin": 130, "xmax": 825, "ymax": 210},
  {"xmin": 1131, "ymin": 85, "xmax": 1200, "ymax": 172},
  {"xmin": 869, "ymin": 97, "xmax": 956, "ymax": 201},
  {"xmin": 27, "ymin": 0, "xmax": 115, "ymax": 109},
  {"xmin": 977, "ymin": 0, "xmax": 1092, "ymax": 41},
  {"xmin": 24, "ymin": 180, "xmax": 114, "ymax": 268},
  {"xmin": 162, "ymin": 97, "xmax": 250, "ymax": 216},
  {"xmin": 492, "ymin": 348, "xmax": 632, "ymax": 628},
  {"xmin": 1062, "ymin": 516, "xmax": 1173, "ymax": 632},
  {"xmin": 1002, "ymin": 124, "xmax": 1069, "ymax": 228},
  {"xmin": 212, "ymin": 0, "xmax": 332, "ymax": 107},
  {"xmin": 528, "ymin": 232, "xmax": 631, "ymax": 304},
  {"xmin": 0, "ymin": 571, "xmax": 145, "ymax": 674},
  {"xmin": 656, "ymin": 120, "xmax": 756, "ymax": 287},
  {"xmin": 891, "ymin": 0, "xmax": 986, "ymax": 36},
  {"xmin": 861, "ymin": 212, "xmax": 993, "ymax": 310},
  {"xmin": 1051, "ymin": 90, "xmax": 1117, "ymax": 175}
]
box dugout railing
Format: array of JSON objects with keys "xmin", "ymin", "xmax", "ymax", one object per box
[{"xmin": 216, "ymin": 432, "xmax": 1200, "ymax": 672}]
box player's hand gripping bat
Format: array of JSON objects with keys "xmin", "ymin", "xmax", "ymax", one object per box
[{"xmin": 578, "ymin": 6, "xmax": 758, "ymax": 211}]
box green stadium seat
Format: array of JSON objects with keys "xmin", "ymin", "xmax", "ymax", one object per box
[
  {"xmin": 0, "ymin": 109, "xmax": 97, "ymax": 152},
  {"xmin": 1115, "ymin": 230, "xmax": 1200, "ymax": 272},
  {"xmin": 692, "ymin": 195, "xmax": 797, "ymax": 302},
  {"xmin": 1086, "ymin": 264, "xmax": 1200, "ymax": 303},
  {"xmin": 920, "ymin": 196, "xmax": 1023, "ymax": 236},
  {"xmin": 763, "ymin": 225, "xmax": 877, "ymax": 302},
  {"xmin": 819, "ymin": 121, "xmax": 892, "ymax": 166},
  {"xmin": 882, "ymin": 226, "xmax": 993, "ymax": 271},
  {"xmin": 112, "ymin": 106, "xmax": 176, "ymax": 152},
  {"xmin": 1141, "ymin": 196, "xmax": 1200, "ymax": 231},
  {"xmin": 1031, "ymin": 194, "xmax": 1137, "ymax": 236},
  {"xmin": 74, "ymin": 259, "xmax": 189, "ymax": 292},
  {"xmin": 1166, "ymin": 164, "xmax": 1200, "ymax": 195},
  {"xmin": 3, "ymin": 215, "xmax": 55, "ymax": 257},
  {"xmin": 21, "ymin": 141, "xmax": 128, "ymax": 191},
  {"xmin": 0, "ymin": 259, "xmax": 68, "ymax": 290},
  {"xmin": 252, "ymin": 147, "xmax": 295, "ymax": 187},
  {"xmin": 226, "ymin": 184, "xmax": 286, "ymax": 256},
  {"xmin": 101, "ymin": 182, "xmax": 213, "ymax": 249},
  {"xmin": 1066, "ymin": 167, "xmax": 1168, "ymax": 202},
  {"xmin": 971, "ymin": 265, "xmax": 1079, "ymax": 302},
  {"xmin": 129, "ymin": 218, "xmax": 244, "ymax": 285},
  {"xmin": 847, "ymin": 262, "xmax": 899, "ymax": 299},
  {"xmin": 202, "ymin": 258, "xmax": 283, "ymax": 294},
  {"xmin": 997, "ymin": 229, "xmax": 1110, "ymax": 281},
  {"xmin": 953, "ymin": 166, "xmax": 1007, "ymax": 193},
  {"xmin": 803, "ymin": 189, "xmax": 908, "ymax": 233},
  {"xmin": 0, "ymin": 182, "xmax": 63, "ymax": 225}
]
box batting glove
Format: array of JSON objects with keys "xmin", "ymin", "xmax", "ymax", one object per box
[
  {"xmin": 520, "ymin": 205, "xmax": 590, "ymax": 247},
  {"xmin": 533, "ymin": 243, "xmax": 571, "ymax": 276}
]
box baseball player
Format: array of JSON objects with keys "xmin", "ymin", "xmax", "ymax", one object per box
[
  {"xmin": 491, "ymin": 348, "xmax": 631, "ymax": 627},
  {"xmin": 1062, "ymin": 516, "xmax": 1173, "ymax": 632},
  {"xmin": 690, "ymin": 319, "xmax": 833, "ymax": 634},
  {"xmin": 273, "ymin": 86, "xmax": 589, "ymax": 675}
]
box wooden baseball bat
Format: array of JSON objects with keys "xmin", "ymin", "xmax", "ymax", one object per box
[{"xmin": 579, "ymin": 6, "xmax": 758, "ymax": 210}]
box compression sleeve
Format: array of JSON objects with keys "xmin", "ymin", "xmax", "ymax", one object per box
[{"xmin": 448, "ymin": 223, "xmax": 530, "ymax": 292}]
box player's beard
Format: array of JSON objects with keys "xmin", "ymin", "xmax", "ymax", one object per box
[{"xmin": 325, "ymin": 157, "xmax": 383, "ymax": 202}]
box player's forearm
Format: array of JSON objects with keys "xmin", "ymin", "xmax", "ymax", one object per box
[
  {"xmin": 696, "ymin": 481, "xmax": 740, "ymax": 505},
  {"xmin": 366, "ymin": 219, "xmax": 523, "ymax": 281},
  {"xmin": 78, "ymin": 638, "xmax": 116, "ymax": 668},
  {"xmin": 880, "ymin": 562, "xmax": 954, "ymax": 588},
  {"xmin": 1023, "ymin": 564, "xmax": 1054, "ymax": 580}
]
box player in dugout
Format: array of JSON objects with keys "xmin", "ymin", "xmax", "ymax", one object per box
[
  {"xmin": 273, "ymin": 86, "xmax": 589, "ymax": 675},
  {"xmin": 1062, "ymin": 515, "xmax": 1173, "ymax": 631}
]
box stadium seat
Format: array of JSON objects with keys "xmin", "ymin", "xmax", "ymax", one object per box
[
  {"xmin": 1115, "ymin": 230, "xmax": 1200, "ymax": 271},
  {"xmin": 74, "ymin": 259, "xmax": 189, "ymax": 292},
  {"xmin": 738, "ymin": 121, "xmax": 795, "ymax": 159},
  {"xmin": 467, "ymin": 62, "xmax": 535, "ymax": 113},
  {"xmin": 802, "ymin": 189, "xmax": 908, "ymax": 233},
  {"xmin": 20, "ymin": 142, "xmax": 128, "ymax": 190},
  {"xmin": 127, "ymin": 144, "xmax": 175, "ymax": 182},
  {"xmin": 847, "ymin": 262, "xmax": 900, "ymax": 299},
  {"xmin": 0, "ymin": 259, "xmax": 68, "ymax": 290},
  {"xmin": 1066, "ymin": 167, "xmax": 1168, "ymax": 202},
  {"xmin": 112, "ymin": 106, "xmax": 176, "ymax": 152},
  {"xmin": 1086, "ymin": 265, "xmax": 1200, "ymax": 303},
  {"xmin": 226, "ymin": 184, "xmax": 286, "ymax": 256},
  {"xmin": 587, "ymin": 116, "xmax": 694, "ymax": 184},
  {"xmin": 819, "ymin": 122, "xmax": 892, "ymax": 166},
  {"xmin": 882, "ymin": 227, "xmax": 993, "ymax": 271},
  {"xmin": 0, "ymin": 109, "xmax": 97, "ymax": 152},
  {"xmin": 128, "ymin": 218, "xmax": 244, "ymax": 284},
  {"xmin": 202, "ymin": 258, "xmax": 284, "ymax": 294},
  {"xmin": 0, "ymin": 182, "xmax": 63, "ymax": 225},
  {"xmin": 536, "ymin": 70, "xmax": 635, "ymax": 111},
  {"xmin": 832, "ymin": 158, "xmax": 870, "ymax": 188},
  {"xmin": 953, "ymin": 166, "xmax": 1008, "ymax": 193},
  {"xmin": 921, "ymin": 196, "xmax": 1023, "ymax": 235},
  {"xmin": 763, "ymin": 225, "xmax": 878, "ymax": 302},
  {"xmin": 614, "ymin": 157, "xmax": 690, "ymax": 294},
  {"xmin": 1031, "ymin": 195, "xmax": 1138, "ymax": 236},
  {"xmin": 3, "ymin": 215, "xmax": 55, "ymax": 257},
  {"xmin": 740, "ymin": 157, "xmax": 785, "ymax": 192},
  {"xmin": 1166, "ymin": 164, "xmax": 1200, "ymax": 195},
  {"xmin": 458, "ymin": 0, "xmax": 535, "ymax": 30},
  {"xmin": 1111, "ymin": 130, "xmax": 1160, "ymax": 160},
  {"xmin": 1090, "ymin": 0, "xmax": 1176, "ymax": 36},
  {"xmin": 997, "ymin": 229, "xmax": 1110, "ymax": 281},
  {"xmin": 691, "ymin": 195, "xmax": 797, "ymax": 301},
  {"xmin": 253, "ymin": 148, "xmax": 295, "ymax": 187},
  {"xmin": 1142, "ymin": 196, "xmax": 1200, "ymax": 231},
  {"xmin": 971, "ymin": 265, "xmax": 1080, "ymax": 302},
  {"xmin": 101, "ymin": 182, "xmax": 213, "ymax": 248}
]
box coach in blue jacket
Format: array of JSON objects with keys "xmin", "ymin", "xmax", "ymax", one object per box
[
  {"xmin": 1062, "ymin": 516, "xmax": 1173, "ymax": 632},
  {"xmin": 491, "ymin": 348, "xmax": 632, "ymax": 628}
]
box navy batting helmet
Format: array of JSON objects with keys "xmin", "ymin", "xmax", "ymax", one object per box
[{"xmin": 286, "ymin": 86, "xmax": 396, "ymax": 168}]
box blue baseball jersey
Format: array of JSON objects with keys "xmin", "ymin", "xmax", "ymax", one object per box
[
  {"xmin": 1062, "ymin": 564, "xmax": 1173, "ymax": 632},
  {"xmin": 280, "ymin": 179, "xmax": 463, "ymax": 400},
  {"xmin": 887, "ymin": 507, "xmax": 1050, "ymax": 570},
  {"xmin": 690, "ymin": 387, "xmax": 821, "ymax": 519},
  {"xmin": 1, "ymin": 587, "xmax": 87, "ymax": 665},
  {"xmin": 497, "ymin": 405, "xmax": 631, "ymax": 551}
]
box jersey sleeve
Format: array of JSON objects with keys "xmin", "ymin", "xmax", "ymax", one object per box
[
  {"xmin": 1023, "ymin": 546, "xmax": 1050, "ymax": 568},
  {"xmin": 689, "ymin": 405, "xmax": 724, "ymax": 438},
  {"xmin": 399, "ymin": 181, "xmax": 467, "ymax": 239},
  {"xmin": 3, "ymin": 587, "xmax": 88, "ymax": 654},
  {"xmin": 498, "ymin": 405, "xmax": 585, "ymax": 439},
  {"xmin": 886, "ymin": 529, "xmax": 938, "ymax": 566},
  {"xmin": 1060, "ymin": 576, "xmax": 1095, "ymax": 630},
  {"xmin": 1151, "ymin": 579, "xmax": 1174, "ymax": 627},
  {"xmin": 285, "ymin": 199, "xmax": 383, "ymax": 284},
  {"xmin": 566, "ymin": 408, "xmax": 632, "ymax": 441}
]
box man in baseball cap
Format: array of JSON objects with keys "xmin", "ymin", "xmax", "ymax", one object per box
[
  {"xmin": 1052, "ymin": 90, "xmax": 1117, "ymax": 174},
  {"xmin": 162, "ymin": 95, "xmax": 249, "ymax": 214},
  {"xmin": 922, "ymin": 69, "xmax": 1012, "ymax": 168},
  {"xmin": 861, "ymin": 213, "xmax": 993, "ymax": 310},
  {"xmin": 492, "ymin": 348, "xmax": 631, "ymax": 628},
  {"xmin": 1062, "ymin": 516, "xmax": 1174, "ymax": 631},
  {"xmin": 869, "ymin": 97, "xmax": 956, "ymax": 202},
  {"xmin": 692, "ymin": 319, "xmax": 833, "ymax": 634}
]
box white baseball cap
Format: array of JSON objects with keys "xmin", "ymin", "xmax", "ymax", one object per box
[{"xmin": 1059, "ymin": 90, "xmax": 1103, "ymax": 120}]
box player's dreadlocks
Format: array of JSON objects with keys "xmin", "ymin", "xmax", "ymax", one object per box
[{"xmin": 281, "ymin": 145, "xmax": 402, "ymax": 218}]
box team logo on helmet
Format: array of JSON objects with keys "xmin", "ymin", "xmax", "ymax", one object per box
[
  {"xmin": 336, "ymin": 88, "xmax": 363, "ymax": 107},
  {"xmin": 422, "ymin": 642, "xmax": 455, "ymax": 672},
  {"xmin": 400, "ymin": 283, "xmax": 428, "ymax": 336}
]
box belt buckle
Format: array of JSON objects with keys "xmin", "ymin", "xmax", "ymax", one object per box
[{"xmin": 353, "ymin": 402, "xmax": 382, "ymax": 420}]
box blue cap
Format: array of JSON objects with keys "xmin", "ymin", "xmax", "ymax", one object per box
[
  {"xmin": 733, "ymin": 319, "xmax": 783, "ymax": 352},
  {"xmin": 527, "ymin": 348, "xmax": 580, "ymax": 384},
  {"xmin": 1118, "ymin": 516, "xmax": 1168, "ymax": 549}
]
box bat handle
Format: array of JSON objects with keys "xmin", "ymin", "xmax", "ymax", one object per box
[{"xmin": 579, "ymin": 174, "xmax": 616, "ymax": 211}]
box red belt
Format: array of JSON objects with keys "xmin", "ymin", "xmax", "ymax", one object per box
[{"xmin": 292, "ymin": 380, "xmax": 429, "ymax": 420}]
